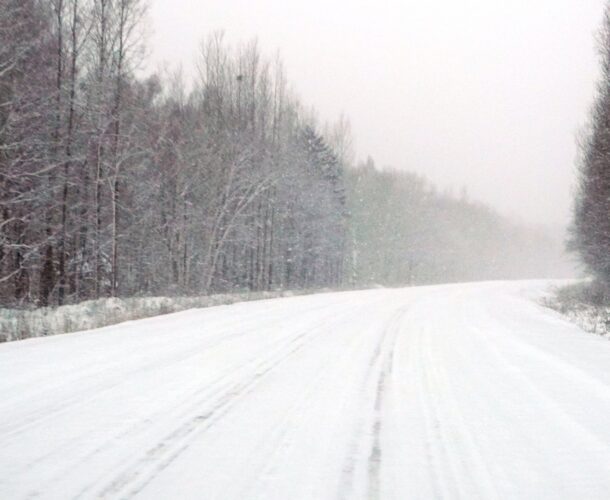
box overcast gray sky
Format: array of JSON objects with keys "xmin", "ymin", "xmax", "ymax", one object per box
[{"xmin": 147, "ymin": 0, "xmax": 606, "ymax": 227}]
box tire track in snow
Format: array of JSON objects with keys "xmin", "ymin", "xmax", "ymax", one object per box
[
  {"xmin": 337, "ymin": 305, "xmax": 406, "ymax": 500},
  {"xmin": 422, "ymin": 326, "xmax": 500, "ymax": 500},
  {"xmin": 12, "ymin": 298, "xmax": 356, "ymax": 500},
  {"xmin": 411, "ymin": 327, "xmax": 447, "ymax": 500},
  {"xmin": 6, "ymin": 282, "xmax": 610, "ymax": 500},
  {"xmin": 85, "ymin": 301, "xmax": 368, "ymax": 500},
  {"xmin": 0, "ymin": 299, "xmax": 345, "ymax": 444}
]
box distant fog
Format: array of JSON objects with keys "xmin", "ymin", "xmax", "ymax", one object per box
[{"xmin": 148, "ymin": 0, "xmax": 606, "ymax": 228}]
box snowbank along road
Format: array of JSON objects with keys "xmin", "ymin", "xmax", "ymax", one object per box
[{"xmin": 2, "ymin": 280, "xmax": 610, "ymax": 499}]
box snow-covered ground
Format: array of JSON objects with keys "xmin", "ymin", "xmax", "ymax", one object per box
[
  {"xmin": 1, "ymin": 280, "xmax": 610, "ymax": 500},
  {"xmin": 0, "ymin": 290, "xmax": 306, "ymax": 342}
]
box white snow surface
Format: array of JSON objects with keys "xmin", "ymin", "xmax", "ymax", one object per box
[{"xmin": 2, "ymin": 280, "xmax": 610, "ymax": 499}]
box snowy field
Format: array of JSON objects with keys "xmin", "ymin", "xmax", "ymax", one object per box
[{"xmin": 1, "ymin": 280, "xmax": 610, "ymax": 499}]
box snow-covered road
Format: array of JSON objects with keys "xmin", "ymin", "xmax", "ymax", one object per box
[{"xmin": 2, "ymin": 281, "xmax": 610, "ymax": 499}]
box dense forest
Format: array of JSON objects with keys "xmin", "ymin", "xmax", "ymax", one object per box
[
  {"xmin": 571, "ymin": 4, "xmax": 610, "ymax": 294},
  {"xmin": 0, "ymin": 0, "xmax": 568, "ymax": 308},
  {"xmin": 347, "ymin": 159, "xmax": 568, "ymax": 287}
]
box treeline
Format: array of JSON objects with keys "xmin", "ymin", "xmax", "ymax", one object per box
[
  {"xmin": 0, "ymin": 0, "xmax": 346, "ymax": 307},
  {"xmin": 347, "ymin": 158, "xmax": 569, "ymax": 286},
  {"xmin": 571, "ymin": 4, "xmax": 610, "ymax": 293},
  {"xmin": 1, "ymin": 0, "xmax": 567, "ymax": 309}
]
